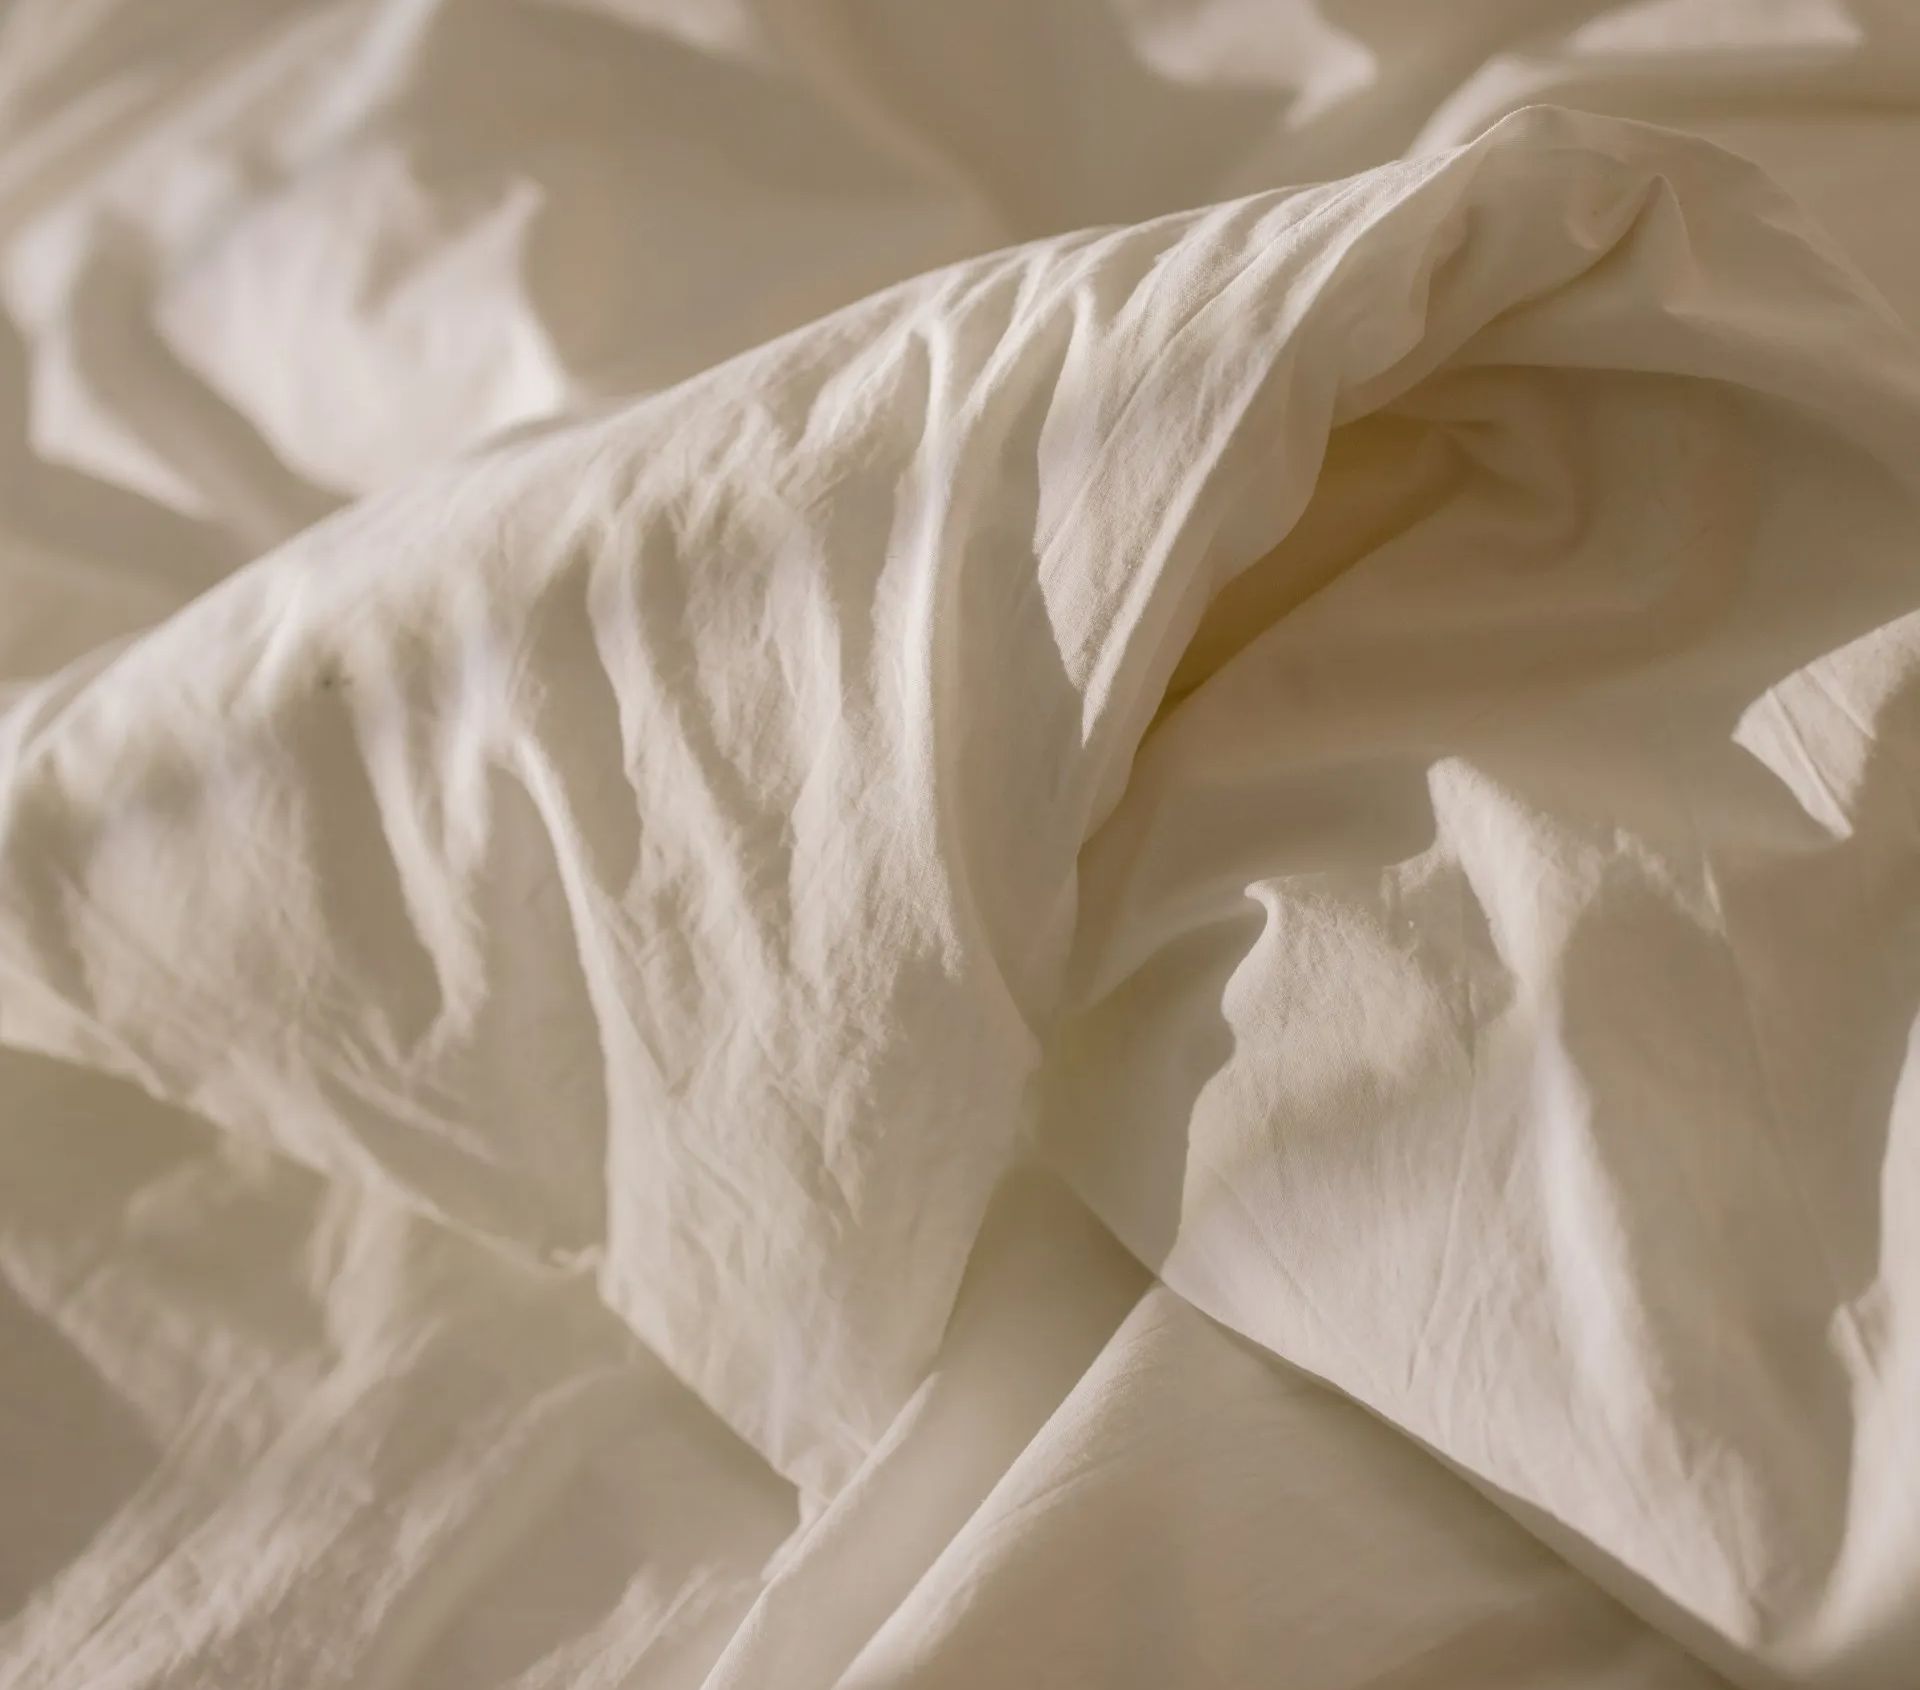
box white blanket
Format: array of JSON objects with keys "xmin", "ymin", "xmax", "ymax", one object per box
[{"xmin": 2, "ymin": 6, "xmax": 1918, "ymax": 1688}]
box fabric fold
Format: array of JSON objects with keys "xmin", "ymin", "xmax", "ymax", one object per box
[{"xmin": 0, "ymin": 123, "xmax": 1915, "ymax": 1690}]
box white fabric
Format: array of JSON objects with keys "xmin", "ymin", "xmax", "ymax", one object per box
[{"xmin": 2, "ymin": 5, "xmax": 1919, "ymax": 1689}]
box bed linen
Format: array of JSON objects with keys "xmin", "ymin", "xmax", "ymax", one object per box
[{"xmin": 2, "ymin": 5, "xmax": 1918, "ymax": 1688}]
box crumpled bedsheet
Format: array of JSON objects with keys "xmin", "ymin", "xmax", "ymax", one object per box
[{"xmin": 2, "ymin": 6, "xmax": 1918, "ymax": 1689}]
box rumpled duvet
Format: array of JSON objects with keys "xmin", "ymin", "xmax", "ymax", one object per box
[{"xmin": 2, "ymin": 5, "xmax": 1918, "ymax": 1688}]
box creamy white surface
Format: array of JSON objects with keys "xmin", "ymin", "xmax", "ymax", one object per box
[{"xmin": 2, "ymin": 6, "xmax": 1919, "ymax": 1688}]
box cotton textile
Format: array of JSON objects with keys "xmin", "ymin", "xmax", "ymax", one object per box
[{"xmin": 2, "ymin": 6, "xmax": 1919, "ymax": 1688}]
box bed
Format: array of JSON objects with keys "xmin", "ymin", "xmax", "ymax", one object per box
[{"xmin": 2, "ymin": 5, "xmax": 1917, "ymax": 1686}]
